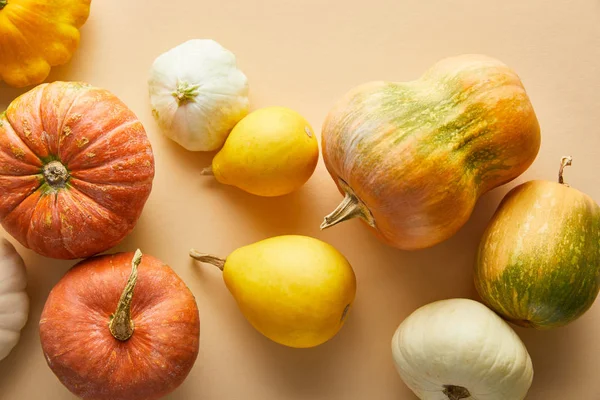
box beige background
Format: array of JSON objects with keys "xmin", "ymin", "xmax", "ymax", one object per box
[{"xmin": 1, "ymin": 0, "xmax": 599, "ymax": 399}]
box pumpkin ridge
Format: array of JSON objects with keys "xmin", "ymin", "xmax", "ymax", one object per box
[
  {"xmin": 67, "ymin": 178, "xmax": 151, "ymax": 221},
  {"xmin": 66, "ymin": 184, "xmax": 128, "ymax": 223},
  {"xmin": 0, "ymin": 111, "xmax": 44, "ymax": 167},
  {"xmin": 62, "ymin": 119, "xmax": 142, "ymax": 167},
  {"xmin": 53, "ymin": 189, "xmax": 120, "ymax": 258},
  {"xmin": 22, "ymin": 193, "xmax": 42, "ymax": 251},
  {"xmin": 0, "ymin": 176, "xmax": 42, "ymax": 219},
  {"xmin": 56, "ymin": 83, "xmax": 92, "ymax": 160}
]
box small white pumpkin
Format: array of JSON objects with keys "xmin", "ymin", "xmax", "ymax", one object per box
[
  {"xmin": 391, "ymin": 298, "xmax": 533, "ymax": 400},
  {"xmin": 148, "ymin": 39, "xmax": 250, "ymax": 151},
  {"xmin": 0, "ymin": 239, "xmax": 29, "ymax": 361}
]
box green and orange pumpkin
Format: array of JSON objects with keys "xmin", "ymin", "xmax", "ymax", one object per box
[
  {"xmin": 320, "ymin": 54, "xmax": 541, "ymax": 250},
  {"xmin": 475, "ymin": 157, "xmax": 600, "ymax": 329}
]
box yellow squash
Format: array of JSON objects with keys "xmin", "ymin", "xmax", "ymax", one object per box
[
  {"xmin": 190, "ymin": 235, "xmax": 356, "ymax": 348},
  {"xmin": 203, "ymin": 107, "xmax": 319, "ymax": 197},
  {"xmin": 0, "ymin": 0, "xmax": 91, "ymax": 87}
]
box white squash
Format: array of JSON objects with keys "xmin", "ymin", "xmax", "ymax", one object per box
[
  {"xmin": 148, "ymin": 39, "xmax": 250, "ymax": 151},
  {"xmin": 391, "ymin": 299, "xmax": 533, "ymax": 400},
  {"xmin": 0, "ymin": 239, "xmax": 29, "ymax": 361}
]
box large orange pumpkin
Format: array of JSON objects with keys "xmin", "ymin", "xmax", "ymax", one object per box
[
  {"xmin": 40, "ymin": 250, "xmax": 200, "ymax": 400},
  {"xmin": 0, "ymin": 81, "xmax": 154, "ymax": 259}
]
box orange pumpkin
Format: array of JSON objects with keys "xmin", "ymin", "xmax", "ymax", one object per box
[
  {"xmin": 321, "ymin": 54, "xmax": 540, "ymax": 250},
  {"xmin": 40, "ymin": 250, "xmax": 200, "ymax": 400},
  {"xmin": 0, "ymin": 81, "xmax": 154, "ymax": 259}
]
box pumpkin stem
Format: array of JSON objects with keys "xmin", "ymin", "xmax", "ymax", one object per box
[
  {"xmin": 190, "ymin": 250, "xmax": 225, "ymax": 271},
  {"xmin": 0, "ymin": 0, "xmax": 7, "ymax": 10},
  {"xmin": 443, "ymin": 385, "xmax": 471, "ymax": 400},
  {"xmin": 201, "ymin": 166, "xmax": 214, "ymax": 176},
  {"xmin": 43, "ymin": 160, "xmax": 69, "ymax": 189},
  {"xmin": 321, "ymin": 180, "xmax": 375, "ymax": 230},
  {"xmin": 109, "ymin": 249, "xmax": 142, "ymax": 341},
  {"xmin": 558, "ymin": 156, "xmax": 572, "ymax": 186}
]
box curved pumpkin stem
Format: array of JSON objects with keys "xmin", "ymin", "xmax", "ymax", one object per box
[
  {"xmin": 558, "ymin": 155, "xmax": 572, "ymax": 186},
  {"xmin": 109, "ymin": 249, "xmax": 142, "ymax": 341},
  {"xmin": 321, "ymin": 179, "xmax": 375, "ymax": 230}
]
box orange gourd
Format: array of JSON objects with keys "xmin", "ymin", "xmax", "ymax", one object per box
[
  {"xmin": 40, "ymin": 250, "xmax": 200, "ymax": 400},
  {"xmin": 0, "ymin": 81, "xmax": 154, "ymax": 259},
  {"xmin": 321, "ymin": 54, "xmax": 541, "ymax": 250}
]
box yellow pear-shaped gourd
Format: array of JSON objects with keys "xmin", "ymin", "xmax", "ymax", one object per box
[
  {"xmin": 190, "ymin": 235, "xmax": 356, "ymax": 348},
  {"xmin": 203, "ymin": 107, "xmax": 319, "ymax": 197},
  {"xmin": 0, "ymin": 0, "xmax": 91, "ymax": 87}
]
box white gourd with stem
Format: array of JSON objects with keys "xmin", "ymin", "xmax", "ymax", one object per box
[
  {"xmin": 148, "ymin": 39, "xmax": 249, "ymax": 151},
  {"xmin": 391, "ymin": 298, "xmax": 533, "ymax": 400}
]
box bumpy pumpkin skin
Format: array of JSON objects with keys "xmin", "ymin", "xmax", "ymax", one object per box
[
  {"xmin": 322, "ymin": 54, "xmax": 541, "ymax": 250},
  {"xmin": 475, "ymin": 180, "xmax": 600, "ymax": 329},
  {"xmin": 0, "ymin": 81, "xmax": 155, "ymax": 259},
  {"xmin": 0, "ymin": 0, "xmax": 91, "ymax": 87},
  {"xmin": 39, "ymin": 252, "xmax": 200, "ymax": 400}
]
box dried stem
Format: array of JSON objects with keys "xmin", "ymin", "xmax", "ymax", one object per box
[
  {"xmin": 443, "ymin": 385, "xmax": 471, "ymax": 400},
  {"xmin": 558, "ymin": 156, "xmax": 573, "ymax": 186},
  {"xmin": 201, "ymin": 166, "xmax": 214, "ymax": 176},
  {"xmin": 190, "ymin": 249, "xmax": 225, "ymax": 271},
  {"xmin": 109, "ymin": 249, "xmax": 142, "ymax": 341},
  {"xmin": 321, "ymin": 179, "xmax": 375, "ymax": 230}
]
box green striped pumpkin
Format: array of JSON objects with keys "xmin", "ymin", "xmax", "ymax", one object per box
[{"xmin": 475, "ymin": 157, "xmax": 600, "ymax": 328}]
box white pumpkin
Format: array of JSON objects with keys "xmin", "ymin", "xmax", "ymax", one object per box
[
  {"xmin": 148, "ymin": 39, "xmax": 250, "ymax": 151},
  {"xmin": 0, "ymin": 239, "xmax": 29, "ymax": 361},
  {"xmin": 391, "ymin": 298, "xmax": 533, "ymax": 400}
]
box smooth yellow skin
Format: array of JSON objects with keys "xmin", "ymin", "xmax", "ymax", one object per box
[
  {"xmin": 223, "ymin": 235, "xmax": 356, "ymax": 348},
  {"xmin": 0, "ymin": 0, "xmax": 91, "ymax": 87},
  {"xmin": 211, "ymin": 107, "xmax": 319, "ymax": 197}
]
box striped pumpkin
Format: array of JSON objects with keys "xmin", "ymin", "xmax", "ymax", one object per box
[
  {"xmin": 475, "ymin": 158, "xmax": 600, "ymax": 329},
  {"xmin": 320, "ymin": 54, "xmax": 541, "ymax": 250}
]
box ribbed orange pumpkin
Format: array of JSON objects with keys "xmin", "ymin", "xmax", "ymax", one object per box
[
  {"xmin": 321, "ymin": 54, "xmax": 541, "ymax": 250},
  {"xmin": 0, "ymin": 81, "xmax": 154, "ymax": 259}
]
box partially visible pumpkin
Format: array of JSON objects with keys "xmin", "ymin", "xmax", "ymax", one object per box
[
  {"xmin": 0, "ymin": 81, "xmax": 155, "ymax": 259},
  {"xmin": 320, "ymin": 54, "xmax": 540, "ymax": 250},
  {"xmin": 0, "ymin": 239, "xmax": 29, "ymax": 361},
  {"xmin": 475, "ymin": 157, "xmax": 600, "ymax": 329},
  {"xmin": 0, "ymin": 0, "xmax": 91, "ymax": 87},
  {"xmin": 40, "ymin": 250, "xmax": 200, "ymax": 400}
]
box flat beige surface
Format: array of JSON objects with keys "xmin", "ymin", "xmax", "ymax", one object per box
[{"xmin": 1, "ymin": 0, "xmax": 599, "ymax": 399}]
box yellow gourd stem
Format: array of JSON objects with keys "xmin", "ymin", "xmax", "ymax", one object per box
[
  {"xmin": 0, "ymin": 1, "xmax": 7, "ymax": 10},
  {"xmin": 190, "ymin": 249, "xmax": 225, "ymax": 271},
  {"xmin": 201, "ymin": 166, "xmax": 214, "ymax": 176},
  {"xmin": 558, "ymin": 155, "xmax": 573, "ymax": 186},
  {"xmin": 109, "ymin": 249, "xmax": 143, "ymax": 341}
]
